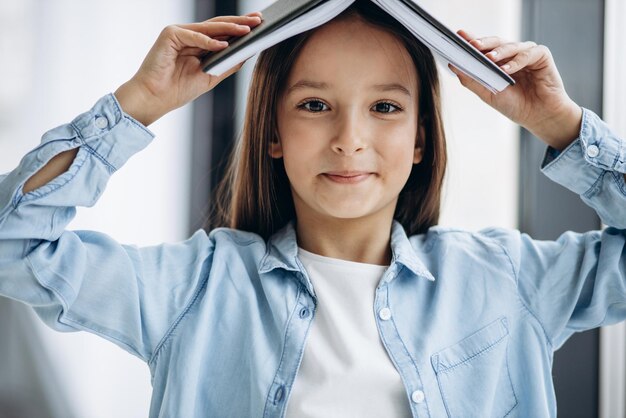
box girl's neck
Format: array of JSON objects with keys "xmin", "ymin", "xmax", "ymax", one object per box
[{"xmin": 295, "ymin": 214, "xmax": 394, "ymax": 266}]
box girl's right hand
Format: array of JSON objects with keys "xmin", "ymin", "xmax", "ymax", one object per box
[{"xmin": 114, "ymin": 12, "xmax": 262, "ymax": 126}]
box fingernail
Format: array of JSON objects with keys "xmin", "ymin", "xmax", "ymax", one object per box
[
  {"xmin": 219, "ymin": 40, "xmax": 229, "ymax": 46},
  {"xmin": 501, "ymin": 64, "xmax": 510, "ymax": 71},
  {"xmin": 489, "ymin": 50, "xmax": 498, "ymax": 57}
]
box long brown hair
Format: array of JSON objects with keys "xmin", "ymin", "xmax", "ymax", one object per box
[{"xmin": 209, "ymin": 0, "xmax": 447, "ymax": 240}]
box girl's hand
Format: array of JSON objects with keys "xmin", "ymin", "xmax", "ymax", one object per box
[
  {"xmin": 451, "ymin": 31, "xmax": 583, "ymax": 151},
  {"xmin": 114, "ymin": 12, "xmax": 262, "ymax": 126}
]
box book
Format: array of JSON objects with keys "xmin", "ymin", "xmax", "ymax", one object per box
[{"xmin": 201, "ymin": 0, "xmax": 515, "ymax": 93}]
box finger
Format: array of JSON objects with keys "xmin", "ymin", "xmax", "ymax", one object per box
[
  {"xmin": 469, "ymin": 36, "xmax": 508, "ymax": 53},
  {"xmin": 449, "ymin": 64, "xmax": 495, "ymax": 103},
  {"xmin": 165, "ymin": 26, "xmax": 229, "ymax": 51},
  {"xmin": 179, "ymin": 47, "xmax": 209, "ymax": 57},
  {"xmin": 499, "ymin": 44, "xmax": 550, "ymax": 74},
  {"xmin": 457, "ymin": 29, "xmax": 477, "ymax": 42},
  {"xmin": 206, "ymin": 15, "xmax": 262, "ymax": 25},
  {"xmin": 200, "ymin": 59, "xmax": 248, "ymax": 92},
  {"xmin": 485, "ymin": 41, "xmax": 537, "ymax": 63},
  {"xmin": 457, "ymin": 29, "xmax": 490, "ymax": 53},
  {"xmin": 181, "ymin": 21, "xmax": 256, "ymax": 37}
]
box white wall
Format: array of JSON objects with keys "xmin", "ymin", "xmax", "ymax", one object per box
[
  {"xmin": 237, "ymin": 0, "xmax": 522, "ymax": 232},
  {"xmin": 0, "ymin": 1, "xmax": 194, "ymax": 417},
  {"xmin": 425, "ymin": 0, "xmax": 521, "ymax": 230}
]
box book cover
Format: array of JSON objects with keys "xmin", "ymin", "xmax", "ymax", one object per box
[
  {"xmin": 201, "ymin": 0, "xmax": 330, "ymax": 72},
  {"xmin": 200, "ymin": 0, "xmax": 515, "ymax": 92}
]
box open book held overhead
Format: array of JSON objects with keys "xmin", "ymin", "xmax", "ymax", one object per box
[{"xmin": 200, "ymin": 0, "xmax": 515, "ymax": 93}]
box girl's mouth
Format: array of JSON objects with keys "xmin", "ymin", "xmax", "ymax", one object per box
[{"xmin": 322, "ymin": 171, "xmax": 373, "ymax": 184}]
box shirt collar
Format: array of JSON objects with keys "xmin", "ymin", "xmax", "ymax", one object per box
[
  {"xmin": 388, "ymin": 220, "xmax": 435, "ymax": 281},
  {"xmin": 258, "ymin": 221, "xmax": 301, "ymax": 274},
  {"xmin": 258, "ymin": 220, "xmax": 435, "ymax": 282}
]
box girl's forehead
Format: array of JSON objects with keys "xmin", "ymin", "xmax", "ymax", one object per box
[{"xmin": 288, "ymin": 17, "xmax": 418, "ymax": 89}]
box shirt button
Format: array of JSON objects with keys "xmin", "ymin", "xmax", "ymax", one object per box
[
  {"xmin": 95, "ymin": 116, "xmax": 109, "ymax": 129},
  {"xmin": 411, "ymin": 390, "xmax": 425, "ymax": 403},
  {"xmin": 378, "ymin": 307, "xmax": 392, "ymax": 320},
  {"xmin": 586, "ymin": 144, "xmax": 599, "ymax": 158}
]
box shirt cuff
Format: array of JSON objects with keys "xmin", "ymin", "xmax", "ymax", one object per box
[
  {"xmin": 540, "ymin": 107, "xmax": 626, "ymax": 196},
  {"xmin": 540, "ymin": 107, "xmax": 626, "ymax": 228},
  {"xmin": 2, "ymin": 93, "xmax": 154, "ymax": 210},
  {"xmin": 62, "ymin": 93, "xmax": 154, "ymax": 172}
]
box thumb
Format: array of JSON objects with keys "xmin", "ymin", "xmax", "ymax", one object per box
[
  {"xmin": 208, "ymin": 60, "xmax": 246, "ymax": 88},
  {"xmin": 449, "ymin": 64, "xmax": 494, "ymax": 103},
  {"xmin": 193, "ymin": 60, "xmax": 246, "ymax": 97}
]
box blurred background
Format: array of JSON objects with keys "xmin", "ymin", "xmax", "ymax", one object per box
[{"xmin": 0, "ymin": 0, "xmax": 623, "ymax": 417}]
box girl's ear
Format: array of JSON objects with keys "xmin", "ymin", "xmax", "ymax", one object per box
[
  {"xmin": 269, "ymin": 136, "xmax": 283, "ymax": 159},
  {"xmin": 414, "ymin": 123, "xmax": 426, "ymax": 164}
]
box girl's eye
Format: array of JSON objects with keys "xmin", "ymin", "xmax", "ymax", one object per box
[
  {"xmin": 373, "ymin": 101, "xmax": 402, "ymax": 113},
  {"xmin": 298, "ymin": 100, "xmax": 329, "ymax": 113},
  {"xmin": 296, "ymin": 100, "xmax": 402, "ymax": 114}
]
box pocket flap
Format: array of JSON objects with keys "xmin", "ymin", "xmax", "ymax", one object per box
[{"xmin": 431, "ymin": 317, "xmax": 509, "ymax": 373}]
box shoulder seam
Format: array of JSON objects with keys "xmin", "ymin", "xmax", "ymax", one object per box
[
  {"xmin": 210, "ymin": 227, "xmax": 262, "ymax": 247},
  {"xmin": 476, "ymin": 230, "xmax": 555, "ymax": 350},
  {"xmin": 148, "ymin": 251, "xmax": 214, "ymax": 367}
]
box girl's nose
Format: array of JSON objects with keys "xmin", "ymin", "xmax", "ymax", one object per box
[{"xmin": 330, "ymin": 112, "xmax": 368, "ymax": 156}]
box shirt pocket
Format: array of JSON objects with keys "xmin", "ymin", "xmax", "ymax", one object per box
[{"xmin": 430, "ymin": 316, "xmax": 518, "ymax": 418}]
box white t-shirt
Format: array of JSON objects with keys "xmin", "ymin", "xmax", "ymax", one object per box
[{"xmin": 284, "ymin": 248, "xmax": 413, "ymax": 418}]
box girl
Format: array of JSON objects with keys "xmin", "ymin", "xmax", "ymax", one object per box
[{"xmin": 1, "ymin": 1, "xmax": 624, "ymax": 417}]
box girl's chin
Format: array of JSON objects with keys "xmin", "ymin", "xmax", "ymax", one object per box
[
  {"xmin": 293, "ymin": 192, "xmax": 398, "ymax": 222},
  {"xmin": 315, "ymin": 204, "xmax": 381, "ymax": 220}
]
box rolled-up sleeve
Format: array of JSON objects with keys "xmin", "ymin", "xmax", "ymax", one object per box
[
  {"xmin": 540, "ymin": 107, "xmax": 626, "ymax": 228},
  {"xmin": 0, "ymin": 93, "xmax": 154, "ymax": 239}
]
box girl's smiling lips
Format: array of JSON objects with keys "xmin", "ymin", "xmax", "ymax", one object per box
[{"xmin": 322, "ymin": 171, "xmax": 374, "ymax": 184}]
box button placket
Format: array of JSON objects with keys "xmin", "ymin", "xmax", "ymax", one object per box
[
  {"xmin": 263, "ymin": 287, "xmax": 315, "ymax": 418},
  {"xmin": 374, "ymin": 281, "xmax": 431, "ymax": 417}
]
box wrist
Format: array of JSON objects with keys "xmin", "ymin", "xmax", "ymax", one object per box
[
  {"xmin": 530, "ymin": 100, "xmax": 583, "ymax": 151},
  {"xmin": 114, "ymin": 80, "xmax": 165, "ymax": 127}
]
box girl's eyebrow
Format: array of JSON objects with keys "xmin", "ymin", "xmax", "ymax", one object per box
[
  {"xmin": 286, "ymin": 80, "xmax": 329, "ymax": 95},
  {"xmin": 286, "ymin": 79, "xmax": 412, "ymax": 97}
]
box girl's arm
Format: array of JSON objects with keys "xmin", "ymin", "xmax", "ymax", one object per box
[
  {"xmin": 0, "ymin": 14, "xmax": 261, "ymax": 361},
  {"xmin": 22, "ymin": 13, "xmax": 263, "ymax": 194},
  {"xmin": 450, "ymin": 32, "xmax": 626, "ymax": 346},
  {"xmin": 500, "ymin": 108, "xmax": 625, "ymax": 348},
  {"xmin": 451, "ymin": 31, "xmax": 584, "ymax": 152},
  {"xmin": 451, "ymin": 31, "xmax": 626, "ymax": 228}
]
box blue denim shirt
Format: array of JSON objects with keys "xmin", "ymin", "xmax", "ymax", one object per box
[{"xmin": 1, "ymin": 94, "xmax": 625, "ymax": 418}]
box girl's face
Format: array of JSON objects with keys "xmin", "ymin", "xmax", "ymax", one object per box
[{"xmin": 274, "ymin": 16, "xmax": 423, "ymax": 225}]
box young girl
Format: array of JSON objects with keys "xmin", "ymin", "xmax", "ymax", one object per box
[{"xmin": 1, "ymin": 2, "xmax": 624, "ymax": 417}]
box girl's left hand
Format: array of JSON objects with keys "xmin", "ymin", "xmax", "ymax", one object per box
[{"xmin": 451, "ymin": 31, "xmax": 583, "ymax": 151}]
